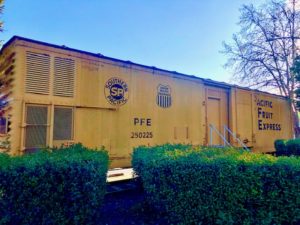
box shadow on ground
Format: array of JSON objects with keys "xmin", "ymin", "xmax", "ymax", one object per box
[{"xmin": 100, "ymin": 188, "xmax": 166, "ymax": 225}]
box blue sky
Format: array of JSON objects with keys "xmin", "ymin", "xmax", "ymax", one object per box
[{"xmin": 2, "ymin": 0, "xmax": 264, "ymax": 83}]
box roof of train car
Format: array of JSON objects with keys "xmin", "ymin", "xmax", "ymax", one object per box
[{"xmin": 1, "ymin": 36, "xmax": 288, "ymax": 99}]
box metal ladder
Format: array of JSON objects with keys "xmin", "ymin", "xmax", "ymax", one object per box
[{"xmin": 209, "ymin": 124, "xmax": 249, "ymax": 151}]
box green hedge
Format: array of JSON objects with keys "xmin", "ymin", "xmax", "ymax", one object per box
[
  {"xmin": 0, "ymin": 143, "xmax": 109, "ymax": 225},
  {"xmin": 132, "ymin": 144, "xmax": 300, "ymax": 225},
  {"xmin": 275, "ymin": 138, "xmax": 300, "ymax": 156},
  {"xmin": 274, "ymin": 139, "xmax": 287, "ymax": 156},
  {"xmin": 286, "ymin": 139, "xmax": 300, "ymax": 156}
]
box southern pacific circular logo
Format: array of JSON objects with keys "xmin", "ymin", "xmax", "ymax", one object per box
[{"xmin": 105, "ymin": 77, "xmax": 129, "ymax": 106}]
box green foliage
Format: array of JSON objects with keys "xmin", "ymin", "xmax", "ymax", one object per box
[
  {"xmin": 275, "ymin": 138, "xmax": 300, "ymax": 156},
  {"xmin": 0, "ymin": 143, "xmax": 109, "ymax": 225},
  {"xmin": 286, "ymin": 138, "xmax": 300, "ymax": 156},
  {"xmin": 132, "ymin": 144, "xmax": 300, "ymax": 225},
  {"xmin": 292, "ymin": 56, "xmax": 300, "ymax": 110},
  {"xmin": 274, "ymin": 139, "xmax": 287, "ymax": 156}
]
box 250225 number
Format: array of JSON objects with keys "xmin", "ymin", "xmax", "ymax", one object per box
[{"xmin": 130, "ymin": 132, "xmax": 153, "ymax": 138}]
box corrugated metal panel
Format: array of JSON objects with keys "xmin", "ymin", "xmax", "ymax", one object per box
[
  {"xmin": 25, "ymin": 105, "xmax": 48, "ymax": 148},
  {"xmin": 25, "ymin": 126, "xmax": 47, "ymax": 148},
  {"xmin": 26, "ymin": 52, "xmax": 50, "ymax": 94},
  {"xmin": 54, "ymin": 57, "xmax": 75, "ymax": 97},
  {"xmin": 26, "ymin": 105, "xmax": 48, "ymax": 124},
  {"xmin": 53, "ymin": 107, "xmax": 73, "ymax": 140}
]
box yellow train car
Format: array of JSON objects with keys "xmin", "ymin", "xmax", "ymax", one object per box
[{"xmin": 0, "ymin": 36, "xmax": 294, "ymax": 167}]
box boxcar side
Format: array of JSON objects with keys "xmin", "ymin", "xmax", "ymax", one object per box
[{"xmin": 0, "ymin": 36, "xmax": 294, "ymax": 167}]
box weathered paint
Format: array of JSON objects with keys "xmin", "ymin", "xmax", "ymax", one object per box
[{"xmin": 0, "ymin": 36, "xmax": 294, "ymax": 168}]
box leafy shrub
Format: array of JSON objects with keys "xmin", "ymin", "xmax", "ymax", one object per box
[
  {"xmin": 274, "ymin": 139, "xmax": 287, "ymax": 156},
  {"xmin": 132, "ymin": 144, "xmax": 300, "ymax": 225},
  {"xmin": 0, "ymin": 143, "xmax": 109, "ymax": 225},
  {"xmin": 275, "ymin": 139, "xmax": 300, "ymax": 156},
  {"xmin": 286, "ymin": 138, "xmax": 300, "ymax": 156}
]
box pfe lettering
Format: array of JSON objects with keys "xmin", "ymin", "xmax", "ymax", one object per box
[{"xmin": 134, "ymin": 118, "xmax": 152, "ymax": 126}]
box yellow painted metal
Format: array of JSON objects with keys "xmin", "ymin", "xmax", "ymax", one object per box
[
  {"xmin": 229, "ymin": 88, "xmax": 293, "ymax": 152},
  {"xmin": 0, "ymin": 38, "xmax": 294, "ymax": 167},
  {"xmin": 206, "ymin": 86, "xmax": 229, "ymax": 145}
]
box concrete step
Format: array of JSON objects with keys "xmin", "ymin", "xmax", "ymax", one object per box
[{"xmin": 107, "ymin": 168, "xmax": 136, "ymax": 182}]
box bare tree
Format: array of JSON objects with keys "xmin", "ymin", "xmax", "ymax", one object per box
[
  {"xmin": 291, "ymin": 55, "xmax": 300, "ymax": 112},
  {"xmin": 0, "ymin": 0, "xmax": 3, "ymax": 33},
  {"xmin": 222, "ymin": 0, "xmax": 300, "ymax": 133}
]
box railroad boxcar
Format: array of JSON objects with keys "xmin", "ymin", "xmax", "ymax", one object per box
[{"xmin": 0, "ymin": 36, "xmax": 293, "ymax": 167}]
